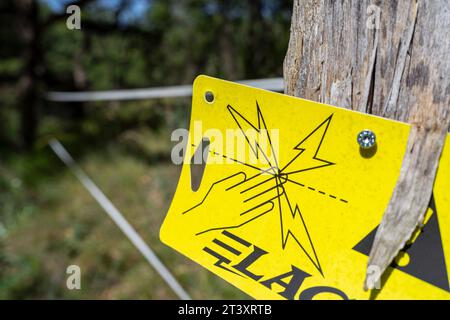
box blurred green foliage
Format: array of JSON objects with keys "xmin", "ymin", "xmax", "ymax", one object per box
[{"xmin": 0, "ymin": 0, "xmax": 291, "ymax": 299}]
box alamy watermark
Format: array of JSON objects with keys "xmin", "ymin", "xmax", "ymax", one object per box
[
  {"xmin": 366, "ymin": 265, "xmax": 381, "ymax": 290},
  {"xmin": 366, "ymin": 5, "xmax": 381, "ymax": 30},
  {"xmin": 171, "ymin": 121, "xmax": 279, "ymax": 171},
  {"xmin": 66, "ymin": 5, "xmax": 81, "ymax": 30},
  {"xmin": 66, "ymin": 265, "xmax": 81, "ymax": 290}
]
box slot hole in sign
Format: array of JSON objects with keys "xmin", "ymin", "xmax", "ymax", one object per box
[{"xmin": 190, "ymin": 138, "xmax": 210, "ymax": 191}]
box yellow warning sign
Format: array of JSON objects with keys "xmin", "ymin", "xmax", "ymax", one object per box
[{"xmin": 160, "ymin": 75, "xmax": 450, "ymax": 299}]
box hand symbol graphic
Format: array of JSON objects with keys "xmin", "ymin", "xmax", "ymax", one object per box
[{"xmin": 182, "ymin": 172, "xmax": 284, "ymax": 235}]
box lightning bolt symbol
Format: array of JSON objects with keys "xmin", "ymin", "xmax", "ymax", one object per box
[
  {"xmin": 227, "ymin": 102, "xmax": 334, "ymax": 276},
  {"xmin": 227, "ymin": 102, "xmax": 279, "ymax": 174},
  {"xmin": 274, "ymin": 114, "xmax": 335, "ymax": 275},
  {"xmin": 280, "ymin": 114, "xmax": 335, "ymax": 175},
  {"xmin": 275, "ymin": 174, "xmax": 323, "ymax": 275}
]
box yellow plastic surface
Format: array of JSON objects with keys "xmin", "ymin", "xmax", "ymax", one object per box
[{"xmin": 160, "ymin": 75, "xmax": 450, "ymax": 299}]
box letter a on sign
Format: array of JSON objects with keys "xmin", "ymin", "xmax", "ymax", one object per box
[{"xmin": 160, "ymin": 76, "xmax": 450, "ymax": 299}]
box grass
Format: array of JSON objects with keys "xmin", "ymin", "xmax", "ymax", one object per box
[{"xmin": 0, "ymin": 126, "xmax": 248, "ymax": 299}]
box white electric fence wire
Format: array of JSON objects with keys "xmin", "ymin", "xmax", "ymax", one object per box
[
  {"xmin": 47, "ymin": 78, "xmax": 284, "ymax": 102},
  {"xmin": 48, "ymin": 139, "xmax": 191, "ymax": 300}
]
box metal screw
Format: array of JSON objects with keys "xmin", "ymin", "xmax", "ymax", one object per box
[{"xmin": 357, "ymin": 130, "xmax": 376, "ymax": 149}]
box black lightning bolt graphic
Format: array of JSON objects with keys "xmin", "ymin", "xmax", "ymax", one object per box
[{"xmin": 190, "ymin": 101, "xmax": 344, "ymax": 276}]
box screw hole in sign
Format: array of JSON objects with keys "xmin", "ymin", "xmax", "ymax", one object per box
[{"xmin": 204, "ymin": 91, "xmax": 215, "ymax": 104}]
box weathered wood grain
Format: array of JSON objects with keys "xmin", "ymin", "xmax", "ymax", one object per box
[{"xmin": 284, "ymin": 0, "xmax": 450, "ymax": 290}]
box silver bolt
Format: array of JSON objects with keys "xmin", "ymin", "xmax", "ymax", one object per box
[{"xmin": 357, "ymin": 130, "xmax": 376, "ymax": 149}]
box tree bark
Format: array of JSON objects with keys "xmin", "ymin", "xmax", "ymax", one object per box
[
  {"xmin": 16, "ymin": 0, "xmax": 41, "ymax": 150},
  {"xmin": 15, "ymin": 0, "xmax": 96, "ymax": 149},
  {"xmin": 284, "ymin": 0, "xmax": 450, "ymax": 289}
]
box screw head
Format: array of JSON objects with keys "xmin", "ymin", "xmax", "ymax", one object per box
[{"xmin": 357, "ymin": 130, "xmax": 376, "ymax": 149}]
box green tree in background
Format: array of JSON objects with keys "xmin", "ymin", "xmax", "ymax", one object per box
[
  {"xmin": 0, "ymin": 0, "xmax": 292, "ymax": 299},
  {"xmin": 0, "ymin": 0, "xmax": 291, "ymax": 149}
]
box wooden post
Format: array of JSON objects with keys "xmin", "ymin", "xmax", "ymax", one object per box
[{"xmin": 283, "ymin": 0, "xmax": 450, "ymax": 288}]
